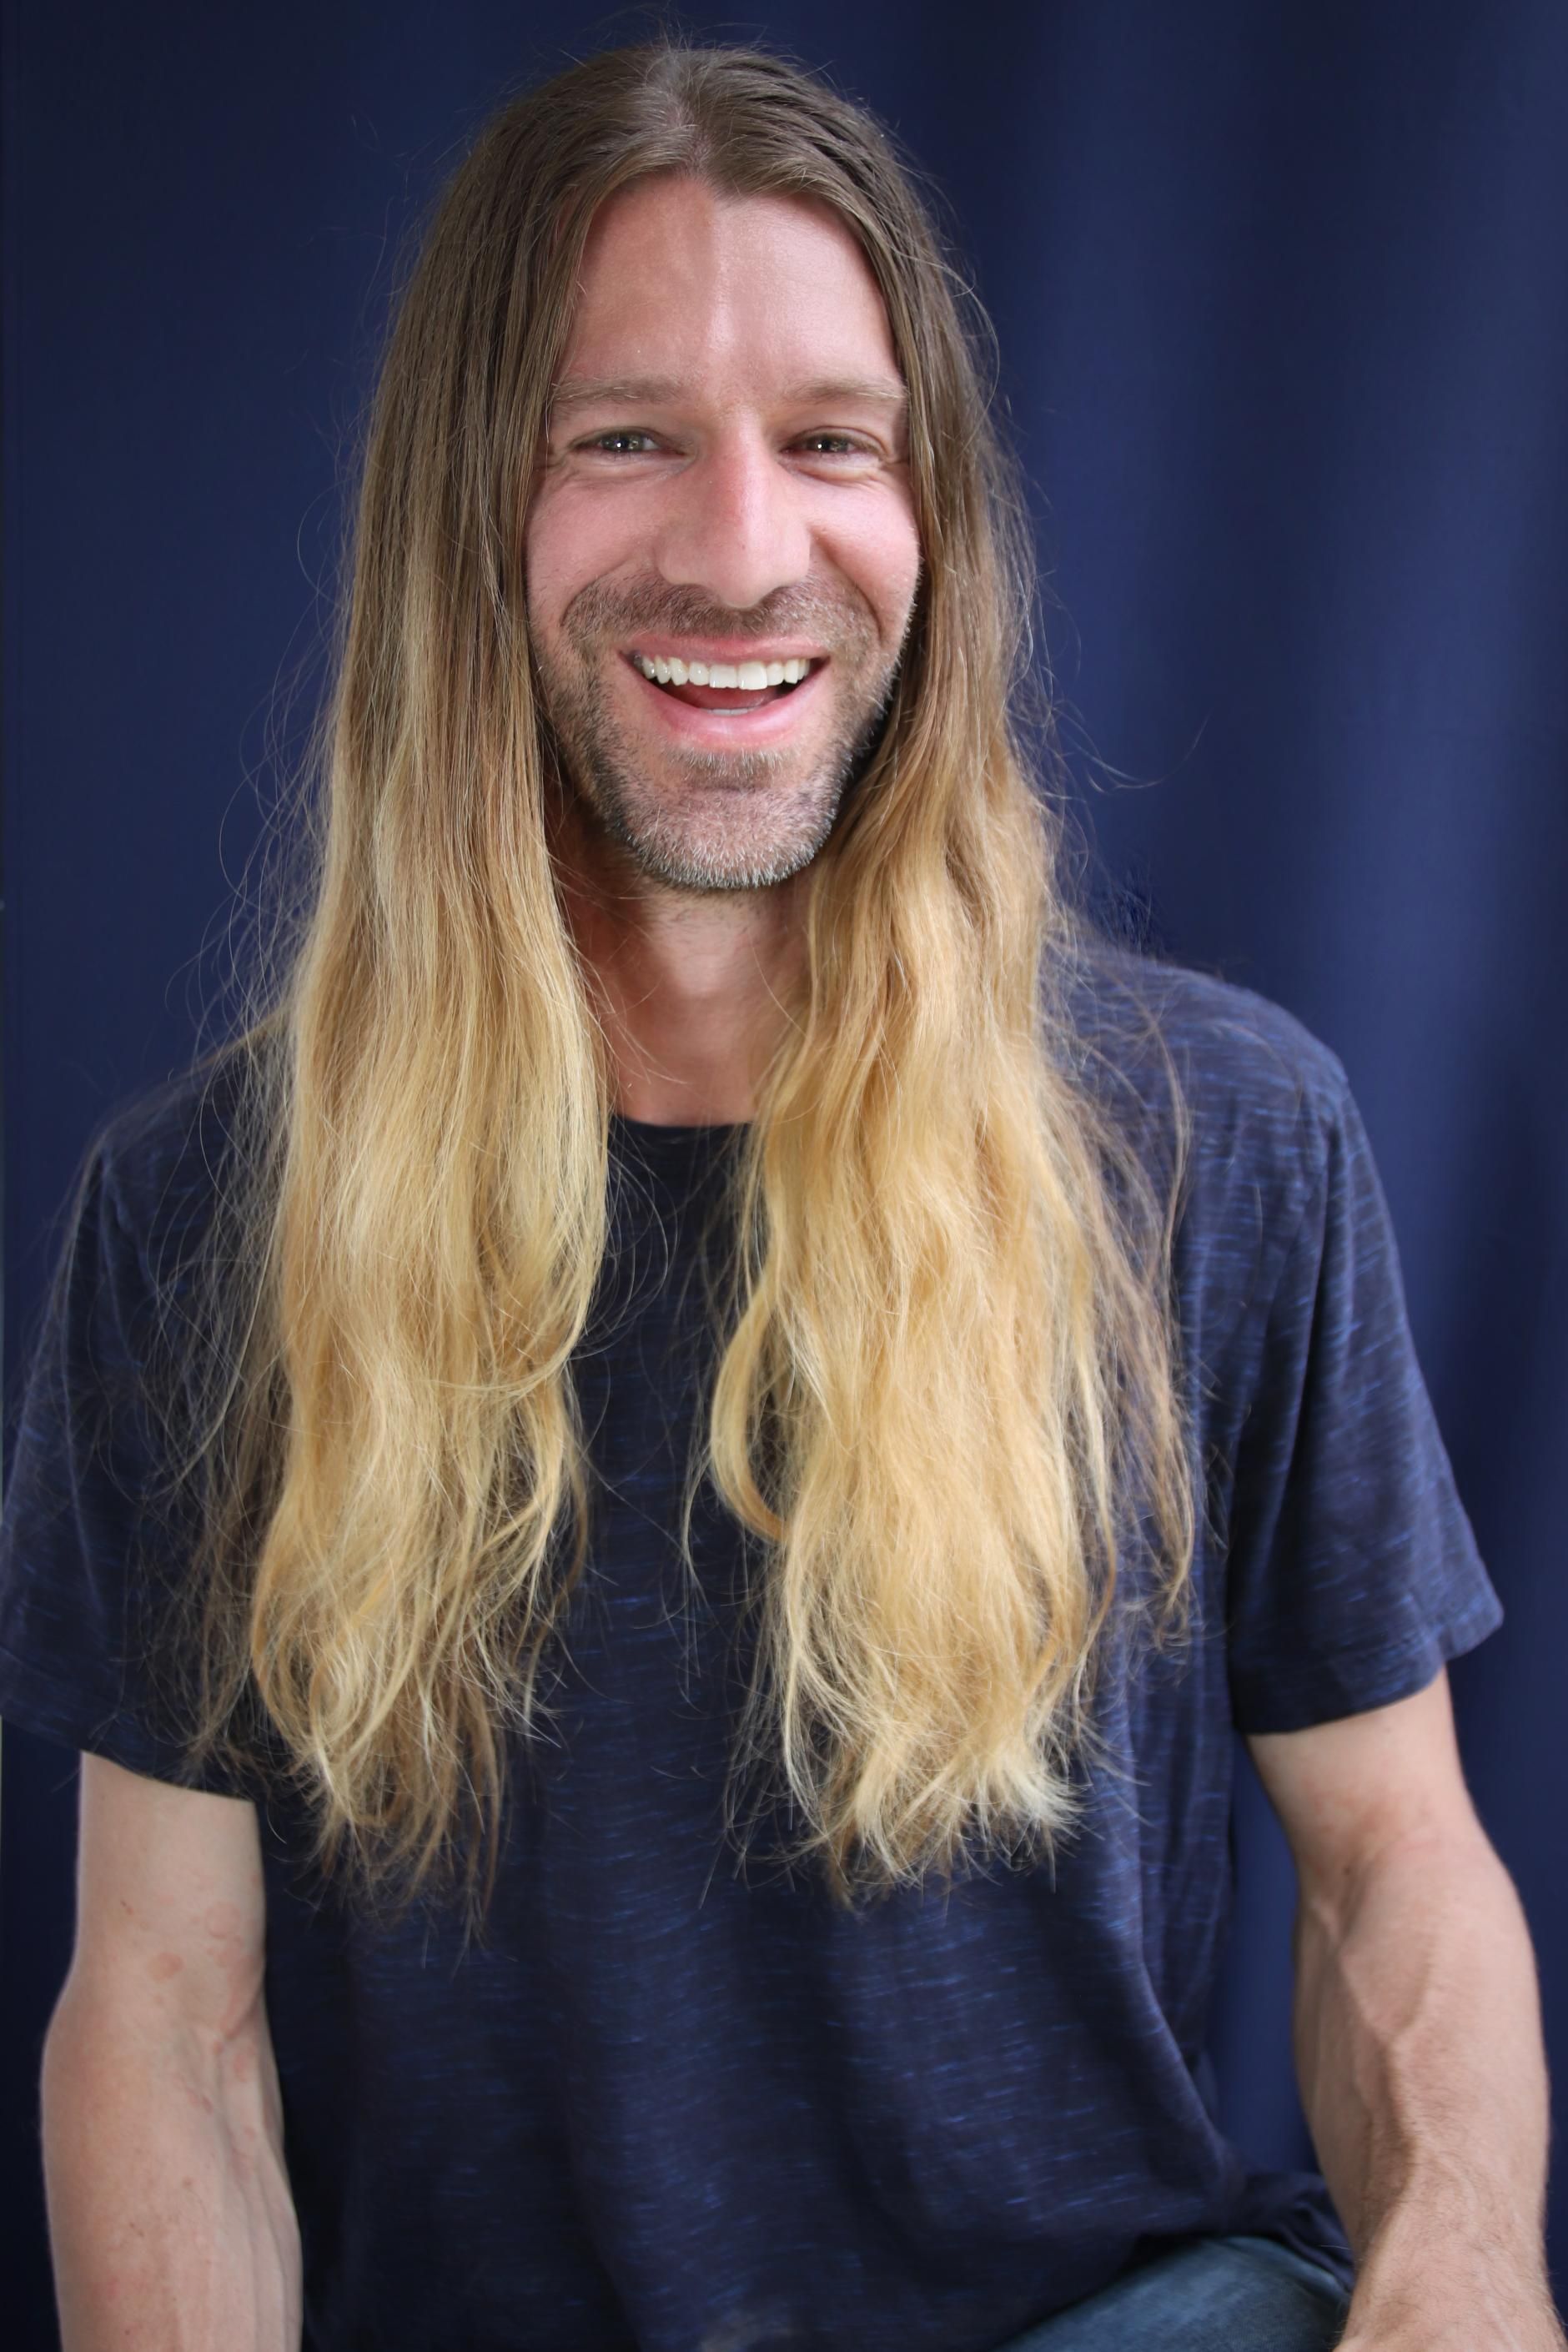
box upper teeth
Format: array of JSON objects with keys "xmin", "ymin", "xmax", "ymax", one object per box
[{"xmin": 636, "ymin": 655, "xmax": 814, "ymax": 688}]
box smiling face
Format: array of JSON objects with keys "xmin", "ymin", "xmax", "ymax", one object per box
[{"xmin": 524, "ymin": 175, "xmax": 924, "ymax": 894}]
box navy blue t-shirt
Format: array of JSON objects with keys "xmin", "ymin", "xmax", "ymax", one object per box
[{"xmin": 0, "ymin": 948, "xmax": 1502, "ymax": 2352}]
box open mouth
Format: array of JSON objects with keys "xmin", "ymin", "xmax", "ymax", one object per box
[{"xmin": 626, "ymin": 651, "xmax": 822, "ymax": 716}]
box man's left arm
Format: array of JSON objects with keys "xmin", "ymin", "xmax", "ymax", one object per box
[{"xmin": 1249, "ymin": 1668, "xmax": 1565, "ymax": 2351}]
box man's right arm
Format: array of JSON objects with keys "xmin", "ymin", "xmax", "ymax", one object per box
[{"xmin": 41, "ymin": 1753, "xmax": 303, "ymax": 2351}]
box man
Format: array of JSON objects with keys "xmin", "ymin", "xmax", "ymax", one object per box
[{"xmin": 0, "ymin": 37, "xmax": 1559, "ymax": 2352}]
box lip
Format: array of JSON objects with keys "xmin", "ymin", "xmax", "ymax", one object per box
[{"xmin": 621, "ymin": 651, "xmax": 829, "ymax": 747}]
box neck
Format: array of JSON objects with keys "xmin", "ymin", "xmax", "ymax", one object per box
[{"xmin": 551, "ymin": 812, "xmax": 808, "ymax": 1128}]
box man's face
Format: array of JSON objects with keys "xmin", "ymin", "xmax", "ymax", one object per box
[{"xmin": 524, "ymin": 175, "xmax": 923, "ymax": 893}]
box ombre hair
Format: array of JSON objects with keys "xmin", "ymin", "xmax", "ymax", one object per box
[{"xmin": 159, "ymin": 37, "xmax": 1196, "ymax": 1915}]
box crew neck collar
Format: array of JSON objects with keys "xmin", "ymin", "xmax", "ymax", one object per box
[{"xmin": 611, "ymin": 1112, "xmax": 750, "ymax": 1138}]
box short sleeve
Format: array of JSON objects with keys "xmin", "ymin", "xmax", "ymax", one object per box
[
  {"xmin": 1224, "ymin": 1067, "xmax": 1503, "ymax": 1733},
  {"xmin": 0, "ymin": 1135, "xmax": 240, "ymax": 1790}
]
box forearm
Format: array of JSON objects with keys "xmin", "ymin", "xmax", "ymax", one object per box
[
  {"xmin": 42, "ymin": 1982, "xmax": 302, "ymax": 2352},
  {"xmin": 1292, "ymin": 1824, "xmax": 1562, "ymax": 2343}
]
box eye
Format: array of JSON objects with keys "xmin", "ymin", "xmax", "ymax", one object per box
[
  {"xmin": 795, "ymin": 433, "xmax": 874, "ymax": 457},
  {"xmin": 575, "ymin": 429, "xmax": 661, "ymax": 455}
]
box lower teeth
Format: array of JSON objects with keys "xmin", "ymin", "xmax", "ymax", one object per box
[{"xmin": 648, "ymin": 675, "xmax": 799, "ymax": 694}]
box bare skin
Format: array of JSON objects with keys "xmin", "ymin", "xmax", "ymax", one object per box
[
  {"xmin": 1251, "ymin": 1672, "xmax": 1564, "ymax": 2350},
  {"xmin": 43, "ymin": 1756, "xmax": 300, "ymax": 2351},
  {"xmin": 524, "ymin": 174, "xmax": 924, "ymax": 1125}
]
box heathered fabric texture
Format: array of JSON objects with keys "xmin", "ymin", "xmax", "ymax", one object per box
[{"xmin": 0, "ymin": 948, "xmax": 1501, "ymax": 2352}]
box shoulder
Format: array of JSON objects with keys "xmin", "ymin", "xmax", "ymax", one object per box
[
  {"xmin": 1063, "ymin": 933, "xmax": 1351, "ymax": 1199},
  {"xmin": 1057, "ymin": 935, "xmax": 1366, "ymax": 1336},
  {"xmin": 1063, "ymin": 933, "xmax": 1347, "ymax": 1128},
  {"xmin": 0, "ymin": 1048, "xmax": 268, "ymax": 1792},
  {"xmin": 79, "ymin": 1043, "xmax": 258, "ymax": 1283}
]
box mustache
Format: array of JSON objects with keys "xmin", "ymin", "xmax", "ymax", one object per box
[{"xmin": 557, "ymin": 576, "xmax": 877, "ymax": 654}]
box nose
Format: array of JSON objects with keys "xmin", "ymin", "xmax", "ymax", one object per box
[{"xmin": 653, "ymin": 431, "xmax": 814, "ymax": 612}]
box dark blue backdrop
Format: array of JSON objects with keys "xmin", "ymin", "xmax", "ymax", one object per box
[{"xmin": 4, "ymin": 3, "xmax": 1565, "ymax": 2344}]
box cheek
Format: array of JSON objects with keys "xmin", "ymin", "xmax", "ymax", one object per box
[
  {"xmin": 835, "ymin": 509, "xmax": 923, "ymax": 641},
  {"xmin": 892, "ymin": 526, "xmax": 925, "ymax": 624},
  {"xmin": 523, "ymin": 489, "xmax": 626, "ymax": 638}
]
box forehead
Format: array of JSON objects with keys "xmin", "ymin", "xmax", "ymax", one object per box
[{"xmin": 555, "ymin": 175, "xmax": 904, "ymax": 402}]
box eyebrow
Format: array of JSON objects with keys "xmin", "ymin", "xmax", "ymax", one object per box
[{"xmin": 548, "ymin": 372, "xmax": 910, "ymax": 422}]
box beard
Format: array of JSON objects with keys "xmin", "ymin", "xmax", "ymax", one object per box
[{"xmin": 529, "ymin": 578, "xmax": 908, "ymax": 893}]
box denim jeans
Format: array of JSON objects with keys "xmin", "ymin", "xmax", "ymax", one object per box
[{"xmin": 995, "ymin": 2233, "xmax": 1352, "ymax": 2350}]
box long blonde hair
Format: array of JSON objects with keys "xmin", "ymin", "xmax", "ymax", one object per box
[{"xmin": 161, "ymin": 37, "xmax": 1194, "ymax": 1915}]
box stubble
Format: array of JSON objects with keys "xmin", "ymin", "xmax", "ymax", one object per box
[{"xmin": 530, "ymin": 580, "xmax": 906, "ymax": 894}]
